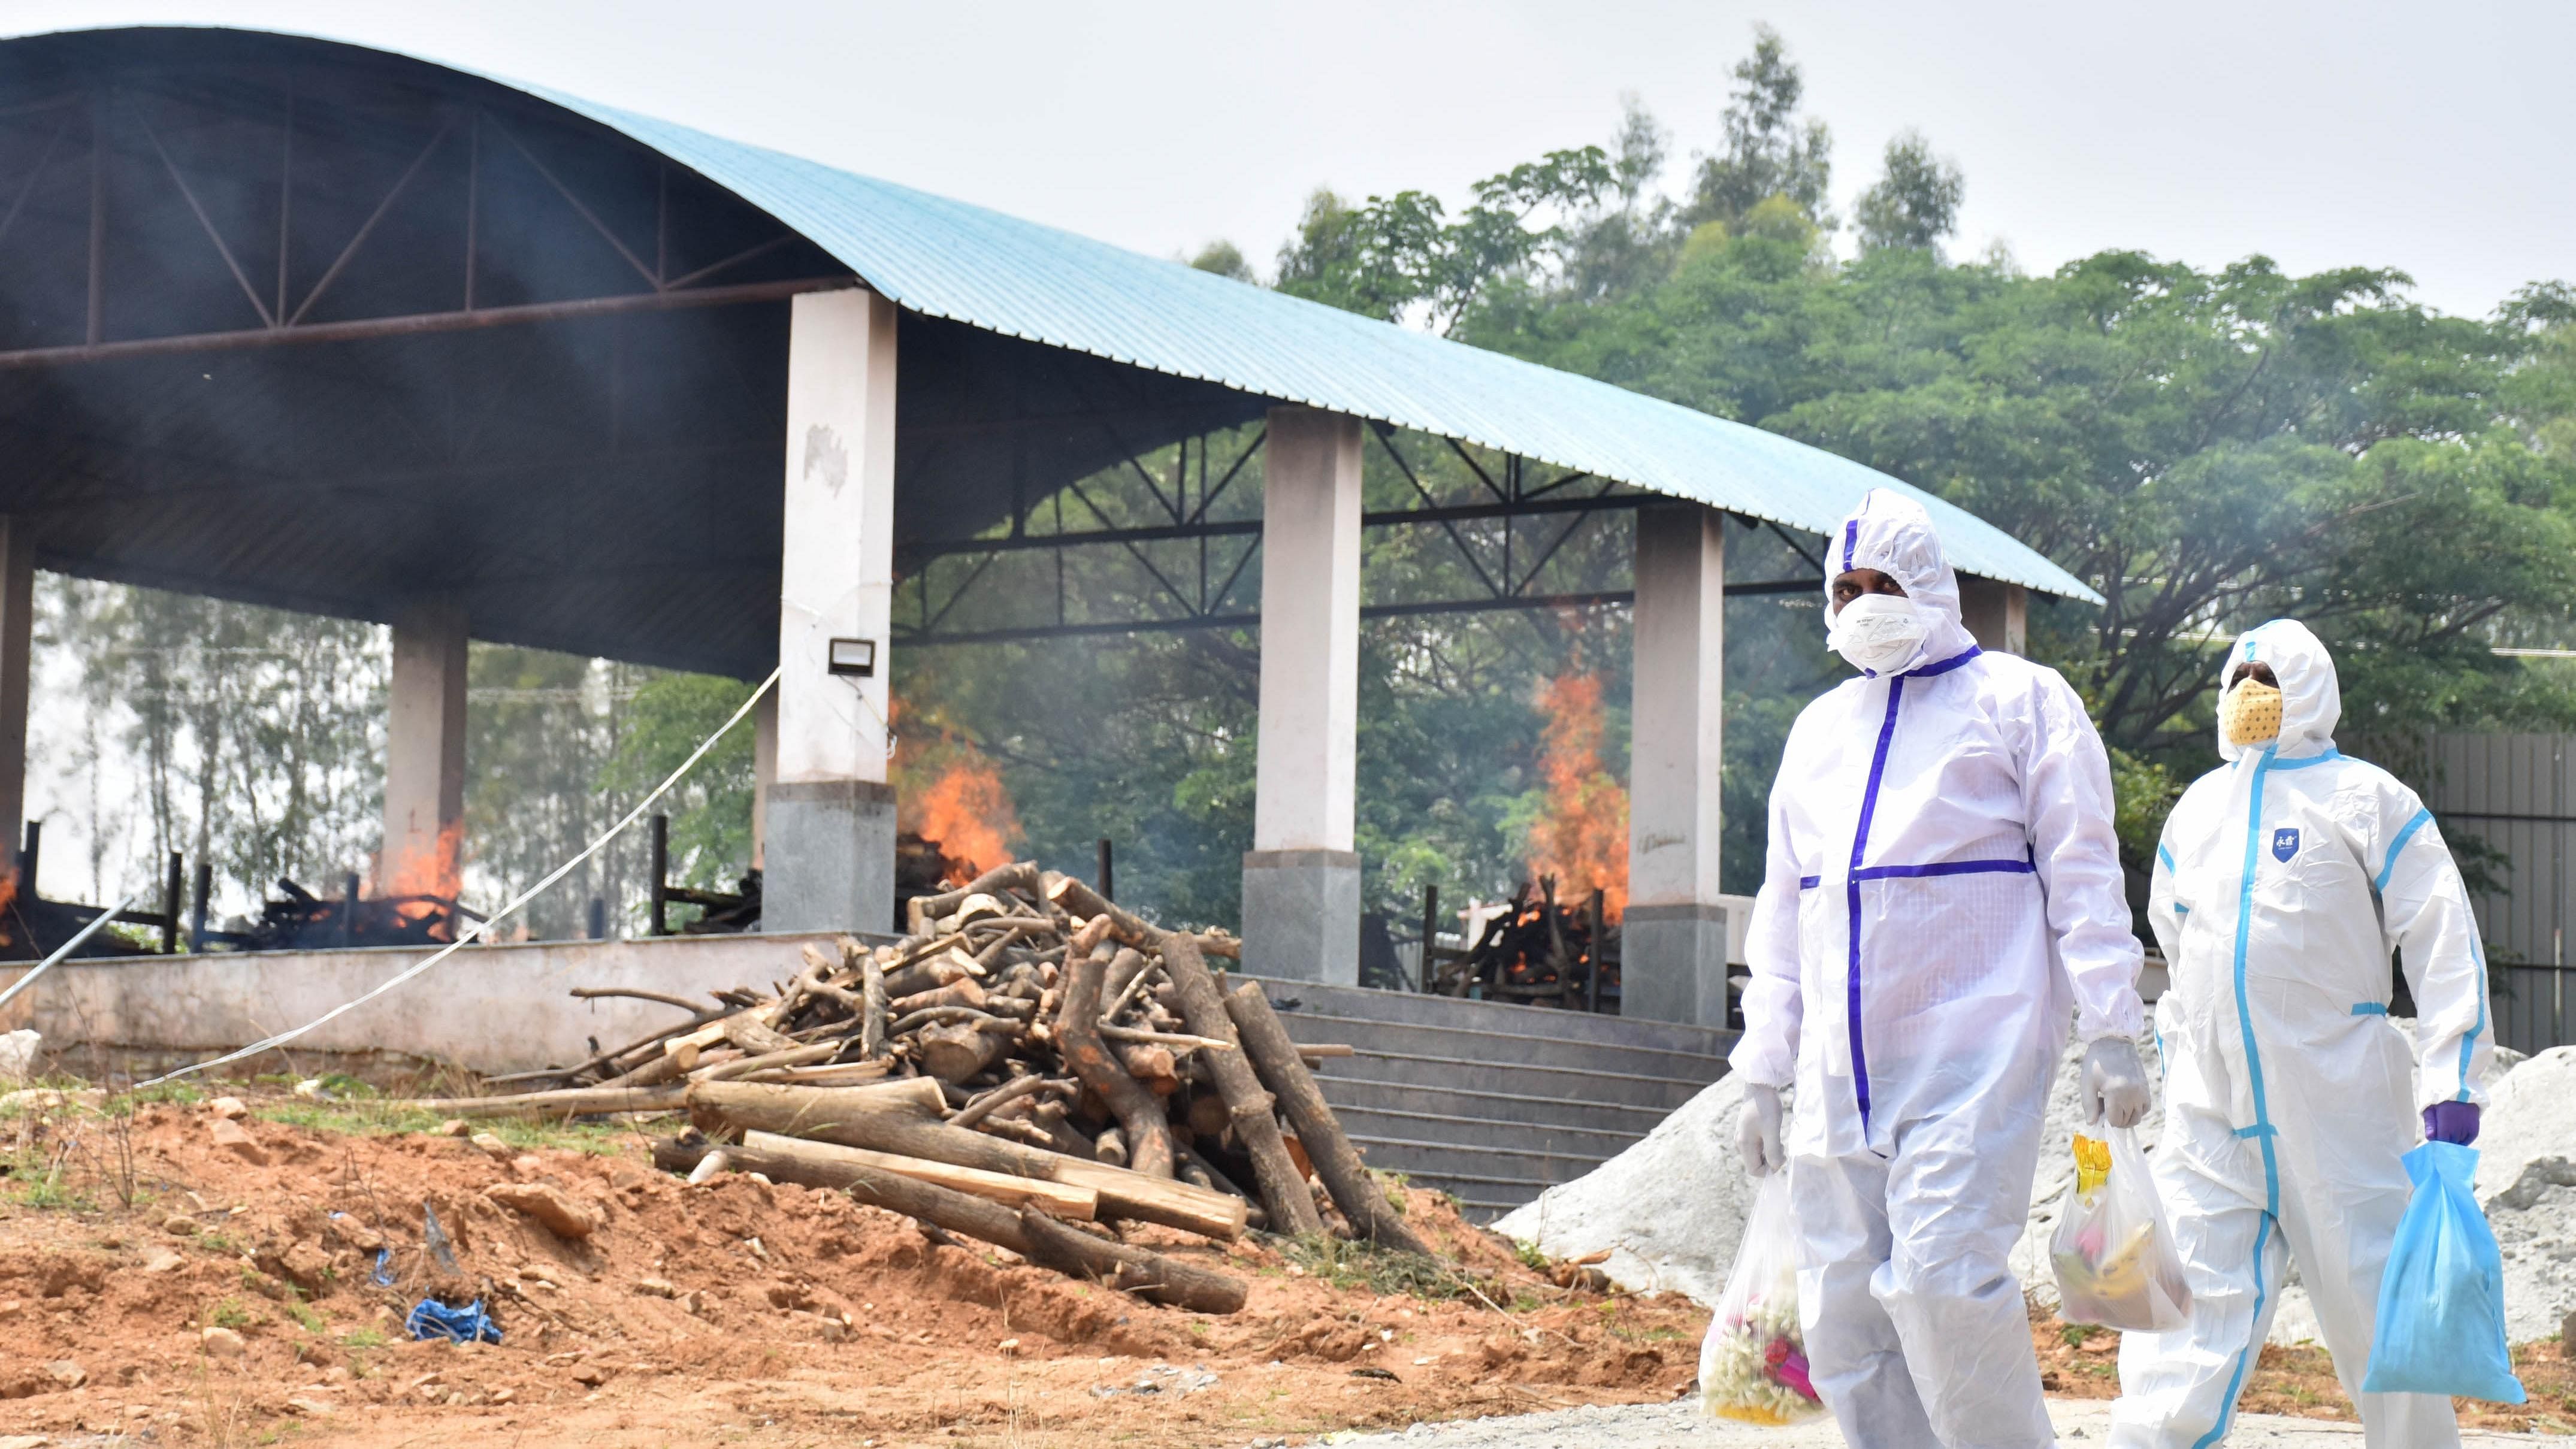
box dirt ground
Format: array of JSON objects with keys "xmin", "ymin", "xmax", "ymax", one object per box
[
  {"xmin": 4, "ymin": 1080, "xmax": 2566, "ymax": 1447},
  {"xmin": 2033, "ymin": 1305, "xmax": 2576, "ymax": 1435},
  {"xmin": 0, "ymin": 1079, "xmax": 1703, "ymax": 1447}
]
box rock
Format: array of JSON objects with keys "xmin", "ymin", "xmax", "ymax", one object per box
[
  {"xmin": 141, "ymin": 1249, "xmax": 185, "ymax": 1274},
  {"xmin": 207, "ymin": 1117, "xmax": 267, "ymax": 1166},
  {"xmin": 45, "ymin": 1361, "xmax": 84, "ymax": 1389},
  {"xmin": 469, "ymin": 1132, "xmax": 514, "ymax": 1160},
  {"xmin": 0, "ymin": 1435, "xmax": 52, "ymax": 1449},
  {"xmin": 272, "ymin": 1241, "xmax": 333, "ymax": 1293},
  {"xmin": 292, "ymin": 1079, "xmax": 326, "ymax": 1101},
  {"xmin": 208, "ymin": 1096, "xmax": 247, "ymax": 1120},
  {"xmin": 282, "ymin": 1395, "xmax": 334, "ymax": 1416},
  {"xmin": 0, "ymin": 1027, "xmax": 38, "ymax": 1082},
  {"xmin": 199, "ymin": 1326, "xmax": 246, "ymax": 1359},
  {"xmin": 485, "ymin": 1182, "xmax": 601, "ymax": 1240},
  {"xmin": 634, "ymin": 1277, "xmax": 678, "ymax": 1298},
  {"xmin": 162, "ymin": 1214, "xmax": 198, "ymax": 1237},
  {"xmin": 569, "ymin": 1364, "xmax": 607, "ymax": 1386},
  {"xmin": 437, "ymin": 1118, "xmax": 470, "ymax": 1137},
  {"xmin": 489, "ymin": 1386, "xmax": 516, "ymax": 1405}
]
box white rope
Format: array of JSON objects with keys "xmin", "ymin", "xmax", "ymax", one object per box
[
  {"xmin": 0, "ymin": 888, "xmax": 146, "ymax": 1011},
  {"xmin": 138, "ymin": 668, "xmax": 780, "ymax": 1088}
]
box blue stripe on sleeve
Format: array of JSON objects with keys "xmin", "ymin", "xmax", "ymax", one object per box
[{"xmin": 2375, "ymin": 807, "xmax": 2433, "ymax": 894}]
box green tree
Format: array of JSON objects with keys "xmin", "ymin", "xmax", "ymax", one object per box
[
  {"xmin": 1855, "ymin": 129, "xmax": 1964, "ymax": 253},
  {"xmin": 1681, "ymin": 25, "xmax": 1834, "ymax": 233}
]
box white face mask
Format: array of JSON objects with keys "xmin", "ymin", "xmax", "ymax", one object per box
[{"xmin": 1828, "ymin": 592, "xmax": 1928, "ymax": 674}]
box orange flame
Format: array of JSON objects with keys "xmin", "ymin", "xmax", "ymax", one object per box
[
  {"xmin": 1525, "ymin": 671, "xmax": 1628, "ymax": 921},
  {"xmin": 902, "ymin": 746, "xmax": 1023, "ymax": 885},
  {"xmin": 0, "ymin": 866, "xmax": 16, "ymax": 948},
  {"xmin": 374, "ymin": 819, "xmax": 463, "ymax": 939}
]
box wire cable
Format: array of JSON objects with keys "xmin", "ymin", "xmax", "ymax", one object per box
[{"xmin": 136, "ymin": 668, "xmax": 780, "ymax": 1088}]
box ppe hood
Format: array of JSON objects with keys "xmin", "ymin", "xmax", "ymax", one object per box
[
  {"xmin": 1825, "ymin": 488, "xmax": 1979, "ymax": 673},
  {"xmin": 2218, "ymin": 618, "xmax": 2341, "ymax": 762}
]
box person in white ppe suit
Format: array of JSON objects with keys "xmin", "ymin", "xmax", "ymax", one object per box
[
  {"xmin": 2112, "ymin": 619, "xmax": 2493, "ymax": 1448},
  {"xmin": 1731, "ymin": 488, "xmax": 2150, "ymax": 1449}
]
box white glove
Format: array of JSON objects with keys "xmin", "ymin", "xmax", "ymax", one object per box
[
  {"xmin": 1736, "ymin": 1082, "xmax": 1784, "ymax": 1176},
  {"xmin": 2081, "ymin": 1036, "xmax": 2151, "ymax": 1129}
]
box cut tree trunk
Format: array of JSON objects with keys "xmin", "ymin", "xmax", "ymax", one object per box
[
  {"xmin": 684, "ymin": 1079, "xmax": 1244, "ymax": 1240},
  {"xmin": 1225, "ymin": 980, "xmax": 1432, "ymax": 1256},
  {"xmin": 1160, "ymin": 934, "xmax": 1326, "ymax": 1236},
  {"xmin": 652, "ymin": 1136, "xmax": 1242, "ymax": 1314},
  {"xmin": 1054, "ymin": 922, "xmax": 1175, "ymax": 1179},
  {"xmin": 737, "ymin": 1130, "xmax": 1095, "ymax": 1218}
]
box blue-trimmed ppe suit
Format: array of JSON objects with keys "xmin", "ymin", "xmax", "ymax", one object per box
[
  {"xmin": 1731, "ymin": 489, "xmax": 2146, "ymax": 1449},
  {"xmin": 2111, "ymin": 619, "xmax": 2491, "ymax": 1447}
]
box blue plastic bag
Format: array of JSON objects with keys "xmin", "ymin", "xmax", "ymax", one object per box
[
  {"xmin": 406, "ymin": 1297, "xmax": 503, "ymax": 1345},
  {"xmin": 2361, "ymin": 1141, "xmax": 2525, "ymax": 1403}
]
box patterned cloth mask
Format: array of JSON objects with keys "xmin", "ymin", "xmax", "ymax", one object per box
[{"xmin": 2220, "ymin": 677, "xmax": 2282, "ymax": 747}]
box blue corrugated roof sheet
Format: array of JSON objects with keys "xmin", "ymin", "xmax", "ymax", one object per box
[{"xmin": 376, "ymin": 45, "xmax": 2108, "ymax": 601}]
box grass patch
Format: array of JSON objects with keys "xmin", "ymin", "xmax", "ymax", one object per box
[
  {"xmin": 284, "ymin": 1298, "xmax": 326, "ymax": 1335},
  {"xmin": 1279, "ymin": 1233, "xmax": 1492, "ymax": 1303},
  {"xmin": 209, "ymin": 1297, "xmax": 255, "ymax": 1329},
  {"xmin": 248, "ymin": 1097, "xmax": 642, "ymax": 1154}
]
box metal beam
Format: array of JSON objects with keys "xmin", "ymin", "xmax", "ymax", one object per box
[{"xmin": 0, "ymin": 276, "xmax": 857, "ymax": 369}]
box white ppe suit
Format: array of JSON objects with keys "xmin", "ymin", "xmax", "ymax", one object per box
[
  {"xmin": 2112, "ymin": 620, "xmax": 2492, "ymax": 1448},
  {"xmin": 1731, "ymin": 489, "xmax": 2146, "ymax": 1449}
]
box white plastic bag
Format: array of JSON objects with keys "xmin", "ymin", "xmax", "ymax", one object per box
[
  {"xmin": 2049, "ymin": 1126, "xmax": 2190, "ymax": 1332},
  {"xmin": 1698, "ymin": 1171, "xmax": 1825, "ymax": 1425}
]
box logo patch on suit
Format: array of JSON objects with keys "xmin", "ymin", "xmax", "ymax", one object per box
[{"xmin": 2272, "ymin": 827, "xmax": 2300, "ymax": 863}]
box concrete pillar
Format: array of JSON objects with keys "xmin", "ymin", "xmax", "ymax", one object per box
[
  {"xmin": 1241, "ymin": 406, "xmax": 1362, "ymax": 984},
  {"xmin": 766, "ymin": 287, "xmax": 898, "ymax": 934},
  {"xmin": 1958, "ymin": 576, "xmax": 2028, "ymax": 655},
  {"xmin": 749, "ymin": 688, "xmax": 778, "ymax": 874},
  {"xmin": 0, "ymin": 518, "xmax": 30, "ymax": 876},
  {"xmin": 384, "ymin": 600, "xmax": 468, "ymax": 899},
  {"xmin": 1623, "ymin": 504, "xmax": 1728, "ymax": 1026}
]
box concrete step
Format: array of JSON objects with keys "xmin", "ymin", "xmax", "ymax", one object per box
[
  {"xmin": 1346, "ymin": 1132, "xmax": 1611, "ymax": 1189},
  {"xmin": 1281, "ymin": 1010, "xmax": 1728, "ymax": 1084},
  {"xmin": 1311, "ymin": 1047, "xmax": 1712, "ymax": 1111},
  {"xmin": 1252, "ymin": 977, "xmax": 1736, "ymax": 1059},
  {"xmin": 1309, "ymin": 1075, "xmax": 1687, "ymax": 1138},
  {"xmin": 1328, "ymin": 1103, "xmax": 1643, "ymax": 1163}
]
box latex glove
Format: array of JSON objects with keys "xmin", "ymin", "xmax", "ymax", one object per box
[
  {"xmin": 2424, "ymin": 1102, "xmax": 2481, "ymax": 1145},
  {"xmin": 2081, "ymin": 1036, "xmax": 2151, "ymax": 1129},
  {"xmin": 1737, "ymin": 1082, "xmax": 1785, "ymax": 1176}
]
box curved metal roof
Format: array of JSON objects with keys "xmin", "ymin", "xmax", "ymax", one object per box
[
  {"xmin": 536, "ymin": 90, "xmax": 2096, "ymax": 602},
  {"xmin": 10, "ymin": 24, "xmax": 2098, "ymax": 604}
]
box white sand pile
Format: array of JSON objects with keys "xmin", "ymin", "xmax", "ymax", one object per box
[{"xmin": 1496, "ymin": 1029, "xmax": 2574, "ymax": 1347}]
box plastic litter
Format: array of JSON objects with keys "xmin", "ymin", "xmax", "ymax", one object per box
[
  {"xmin": 2049, "ymin": 1127, "xmax": 2190, "ymax": 1332},
  {"xmin": 1697, "ymin": 1171, "xmax": 1824, "ymax": 1425},
  {"xmin": 422, "ymin": 1202, "xmax": 460, "ymax": 1276},
  {"xmin": 2363, "ymin": 1140, "xmax": 2526, "ymax": 1403},
  {"xmin": 406, "ymin": 1297, "xmax": 502, "ymax": 1345},
  {"xmin": 372, "ymin": 1247, "xmax": 395, "ymax": 1287}
]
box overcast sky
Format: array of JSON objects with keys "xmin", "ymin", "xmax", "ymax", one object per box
[{"xmin": 3, "ymin": 0, "xmax": 2567, "ymax": 319}]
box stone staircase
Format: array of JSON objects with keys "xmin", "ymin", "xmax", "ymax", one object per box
[{"xmin": 1249, "ymin": 979, "xmax": 1736, "ymax": 1222}]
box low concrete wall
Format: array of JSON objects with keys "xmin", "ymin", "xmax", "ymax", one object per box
[{"xmin": 0, "ymin": 933, "xmax": 845, "ymax": 1077}]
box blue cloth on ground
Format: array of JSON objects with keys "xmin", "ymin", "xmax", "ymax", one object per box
[
  {"xmin": 2362, "ymin": 1141, "xmax": 2525, "ymax": 1402},
  {"xmin": 406, "ymin": 1297, "xmax": 503, "ymax": 1345}
]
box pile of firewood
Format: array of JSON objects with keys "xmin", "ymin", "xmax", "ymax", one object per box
[
  {"xmin": 1428, "ymin": 876, "xmax": 1618, "ymax": 1011},
  {"xmin": 398, "ymin": 860, "xmax": 1431, "ymax": 1312}
]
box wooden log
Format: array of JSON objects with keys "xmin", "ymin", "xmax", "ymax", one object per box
[
  {"xmin": 892, "ymin": 978, "xmax": 987, "ymax": 1015},
  {"xmin": 691, "ymin": 1041, "xmax": 839, "ymax": 1083},
  {"xmin": 880, "ymin": 956, "xmax": 969, "ymax": 1001},
  {"xmin": 910, "ymin": 862, "xmax": 1044, "ymax": 926},
  {"xmin": 1225, "ymin": 980, "xmax": 1433, "ymax": 1256},
  {"xmin": 722, "ymin": 1014, "xmax": 800, "ymax": 1056},
  {"xmin": 1099, "ymin": 1024, "xmax": 1233, "ymax": 1052},
  {"xmin": 652, "ymin": 1136, "xmax": 1243, "ymax": 1314},
  {"xmin": 772, "ymin": 1060, "xmax": 893, "ymax": 1086},
  {"xmin": 685, "ymin": 1080, "xmax": 1244, "ymax": 1239},
  {"xmin": 1115, "ymin": 1042, "xmax": 1180, "ymax": 1095},
  {"xmin": 738, "ymin": 1131, "xmax": 1096, "ymax": 1218},
  {"xmin": 950, "ymin": 1073, "xmax": 1060, "ymax": 1130},
  {"xmin": 1040, "ymin": 874, "xmax": 1239, "ymax": 959},
  {"xmin": 394, "ymin": 1085, "xmax": 687, "ymax": 1120},
  {"xmin": 1159, "ymin": 933, "xmax": 1325, "ymax": 1236},
  {"xmin": 569, "ymin": 986, "xmax": 719, "ymax": 1016},
  {"xmin": 1055, "ymin": 923, "xmax": 1175, "ymax": 1179},
  {"xmin": 861, "ymin": 952, "xmax": 890, "ymax": 1060},
  {"xmin": 917, "ymin": 1020, "xmax": 1008, "ymax": 1083},
  {"xmin": 1093, "ymin": 1123, "xmax": 1128, "ymax": 1167}
]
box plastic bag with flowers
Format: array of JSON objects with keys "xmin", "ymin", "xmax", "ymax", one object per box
[
  {"xmin": 2049, "ymin": 1127, "xmax": 2190, "ymax": 1332},
  {"xmin": 1697, "ymin": 1170, "xmax": 1824, "ymax": 1424}
]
